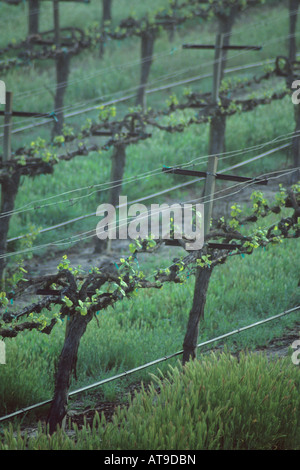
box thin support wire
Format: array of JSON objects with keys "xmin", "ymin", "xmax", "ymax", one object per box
[{"xmin": 0, "ymin": 305, "xmax": 298, "ymax": 424}]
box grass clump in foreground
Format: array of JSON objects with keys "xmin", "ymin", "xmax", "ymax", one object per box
[{"xmin": 1, "ymin": 351, "xmax": 299, "ymax": 450}]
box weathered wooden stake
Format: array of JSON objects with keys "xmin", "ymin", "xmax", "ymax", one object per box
[
  {"xmin": 94, "ymin": 143, "xmax": 127, "ymax": 253},
  {"xmin": 28, "ymin": 0, "xmax": 40, "ymax": 36},
  {"xmin": 53, "ymin": 0, "xmax": 60, "ymax": 47},
  {"xmin": 100, "ymin": 0, "xmax": 112, "ymax": 57},
  {"xmin": 289, "ymin": 0, "xmax": 300, "ymax": 182},
  {"xmin": 203, "ymin": 32, "xmax": 223, "ymax": 235},
  {"xmin": 52, "ymin": 53, "xmax": 70, "ymax": 137},
  {"xmin": 168, "ymin": 0, "xmax": 178, "ymax": 42},
  {"xmin": 291, "ymin": 102, "xmax": 300, "ymax": 183},
  {"xmin": 51, "ymin": 1, "xmax": 72, "ymax": 137},
  {"xmin": 182, "ymin": 5, "xmax": 241, "ymax": 364},
  {"xmin": 182, "ymin": 8, "xmax": 262, "ymax": 361},
  {"xmin": 0, "ymin": 92, "xmax": 20, "ymax": 284},
  {"xmin": 182, "ymin": 35, "xmax": 224, "ymax": 365},
  {"xmin": 136, "ymin": 30, "xmax": 155, "ymax": 110},
  {"xmin": 289, "ymin": 0, "xmax": 299, "ymax": 65},
  {"xmin": 3, "ymin": 91, "xmax": 12, "ymax": 163}
]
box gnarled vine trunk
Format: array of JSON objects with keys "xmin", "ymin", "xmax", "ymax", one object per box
[
  {"xmin": 182, "ymin": 266, "xmax": 213, "ymax": 365},
  {"xmin": 47, "ymin": 311, "xmax": 93, "ymax": 434}
]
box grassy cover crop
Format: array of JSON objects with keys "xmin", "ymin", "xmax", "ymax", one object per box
[
  {"xmin": 1, "ymin": 351, "xmax": 299, "ymax": 450},
  {"xmin": 0, "ymin": 0, "xmax": 299, "ymax": 449}
]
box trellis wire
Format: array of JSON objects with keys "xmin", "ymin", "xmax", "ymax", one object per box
[
  {"xmin": 3, "ymin": 8, "xmax": 299, "ymax": 111},
  {"xmin": 0, "ymin": 49, "xmax": 294, "ymax": 139},
  {"xmin": 3, "ymin": 164, "xmax": 297, "ymax": 262},
  {"xmin": 4, "ymin": 24, "xmax": 299, "ymax": 131},
  {"xmin": 2, "ymin": 122, "xmax": 296, "ymax": 223},
  {"xmin": 0, "ymin": 1, "xmax": 298, "ymax": 133},
  {"xmin": 0, "ymin": 305, "xmax": 298, "ymax": 424},
  {"xmin": 5, "ymin": 140, "xmax": 292, "ymax": 245}
]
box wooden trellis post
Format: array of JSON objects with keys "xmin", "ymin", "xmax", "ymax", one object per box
[
  {"xmin": 1, "ymin": 91, "xmax": 13, "ymax": 215},
  {"xmin": 288, "ymin": 0, "xmax": 300, "ymax": 68},
  {"xmin": 204, "ymin": 32, "xmax": 223, "ymax": 235},
  {"xmin": 136, "ymin": 30, "xmax": 155, "ymax": 110},
  {"xmin": 106, "ymin": 143, "xmax": 126, "ymax": 253},
  {"xmin": 2, "ymin": 91, "xmax": 13, "ymax": 163},
  {"xmin": 27, "ymin": 0, "xmax": 91, "ymax": 37},
  {"xmin": 28, "ymin": 0, "xmax": 40, "ymax": 36},
  {"xmin": 183, "ymin": 38, "xmax": 262, "ymax": 235},
  {"xmin": 162, "ymin": 37, "xmax": 262, "ymax": 363},
  {"xmin": 288, "ymin": 0, "xmax": 300, "ymax": 182},
  {"xmin": 163, "ymin": 162, "xmax": 267, "ymax": 366},
  {"xmin": 100, "ymin": 0, "xmax": 113, "ymax": 58},
  {"xmin": 53, "ymin": 0, "xmax": 60, "ymax": 47},
  {"xmin": 168, "ymin": 0, "xmax": 178, "ymax": 42},
  {"xmin": 0, "ymin": 92, "xmax": 54, "ymax": 282},
  {"xmin": 292, "ymin": 96, "xmax": 300, "ymax": 183},
  {"xmin": 93, "ymin": 122, "xmax": 152, "ymax": 253},
  {"xmin": 1, "ymin": 91, "xmax": 13, "ymax": 284},
  {"xmin": 52, "ymin": 0, "xmax": 69, "ymax": 137},
  {"xmin": 16, "ymin": 0, "xmax": 91, "ymax": 136}
]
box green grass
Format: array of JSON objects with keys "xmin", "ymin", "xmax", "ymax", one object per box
[
  {"xmin": 6, "ymin": 93, "xmax": 295, "ymax": 249},
  {"xmin": 0, "ymin": 0, "xmax": 299, "ymax": 445},
  {"xmin": 2, "ymin": 0, "xmax": 297, "ymax": 247},
  {"xmin": 1, "ymin": 351, "xmax": 299, "ymax": 450},
  {"xmin": 0, "ymin": 227, "xmax": 299, "ymax": 419}
]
